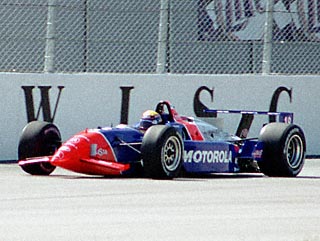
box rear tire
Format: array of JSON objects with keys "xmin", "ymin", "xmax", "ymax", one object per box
[
  {"xmin": 258, "ymin": 122, "xmax": 306, "ymax": 177},
  {"xmin": 18, "ymin": 121, "xmax": 61, "ymax": 175},
  {"xmin": 141, "ymin": 125, "xmax": 183, "ymax": 179}
]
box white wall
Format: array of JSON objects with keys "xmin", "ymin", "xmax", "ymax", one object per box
[{"xmin": 1, "ymin": 72, "xmax": 319, "ymax": 161}]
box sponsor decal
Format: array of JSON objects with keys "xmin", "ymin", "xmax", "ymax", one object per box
[
  {"xmin": 69, "ymin": 135, "xmax": 90, "ymax": 144},
  {"xmin": 97, "ymin": 148, "xmax": 108, "ymax": 156},
  {"xmin": 184, "ymin": 150, "xmax": 232, "ymax": 163},
  {"xmin": 90, "ymin": 144, "xmax": 108, "ymax": 158},
  {"xmin": 55, "ymin": 146, "xmax": 71, "ymax": 160}
]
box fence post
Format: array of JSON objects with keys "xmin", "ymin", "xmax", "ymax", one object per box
[
  {"xmin": 262, "ymin": 0, "xmax": 274, "ymax": 75},
  {"xmin": 44, "ymin": 0, "xmax": 57, "ymax": 73},
  {"xmin": 156, "ymin": 0, "xmax": 169, "ymax": 74}
]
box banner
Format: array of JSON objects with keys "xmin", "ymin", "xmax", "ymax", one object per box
[{"xmin": 198, "ymin": 0, "xmax": 320, "ymax": 41}]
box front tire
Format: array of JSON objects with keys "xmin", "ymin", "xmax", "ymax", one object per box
[
  {"xmin": 258, "ymin": 122, "xmax": 306, "ymax": 177},
  {"xmin": 18, "ymin": 121, "xmax": 61, "ymax": 175},
  {"xmin": 141, "ymin": 125, "xmax": 183, "ymax": 179}
]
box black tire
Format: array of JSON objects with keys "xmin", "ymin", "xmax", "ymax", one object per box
[
  {"xmin": 18, "ymin": 121, "xmax": 61, "ymax": 175},
  {"xmin": 141, "ymin": 125, "xmax": 183, "ymax": 179},
  {"xmin": 258, "ymin": 122, "xmax": 306, "ymax": 177}
]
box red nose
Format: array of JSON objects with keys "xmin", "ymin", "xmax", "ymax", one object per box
[
  {"xmin": 50, "ymin": 130, "xmax": 128, "ymax": 176},
  {"xmin": 51, "ymin": 133, "xmax": 90, "ymax": 173}
]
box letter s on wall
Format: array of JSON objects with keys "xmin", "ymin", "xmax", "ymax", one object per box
[{"xmin": 193, "ymin": 86, "xmax": 216, "ymax": 117}]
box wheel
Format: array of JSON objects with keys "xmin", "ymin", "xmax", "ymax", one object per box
[
  {"xmin": 258, "ymin": 122, "xmax": 306, "ymax": 177},
  {"xmin": 18, "ymin": 121, "xmax": 61, "ymax": 175},
  {"xmin": 141, "ymin": 125, "xmax": 183, "ymax": 179}
]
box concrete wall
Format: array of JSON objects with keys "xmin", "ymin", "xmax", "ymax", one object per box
[{"xmin": 0, "ymin": 72, "xmax": 319, "ymax": 161}]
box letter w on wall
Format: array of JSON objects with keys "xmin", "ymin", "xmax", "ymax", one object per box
[{"xmin": 22, "ymin": 86, "xmax": 64, "ymax": 123}]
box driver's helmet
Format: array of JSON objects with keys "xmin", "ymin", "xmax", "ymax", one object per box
[{"xmin": 139, "ymin": 110, "xmax": 162, "ymax": 131}]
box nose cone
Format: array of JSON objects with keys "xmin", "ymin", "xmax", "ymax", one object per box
[
  {"xmin": 50, "ymin": 130, "xmax": 122, "ymax": 176},
  {"xmin": 51, "ymin": 134, "xmax": 90, "ymax": 173}
]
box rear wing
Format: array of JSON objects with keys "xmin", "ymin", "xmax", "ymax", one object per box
[
  {"xmin": 205, "ymin": 109, "xmax": 293, "ymax": 123},
  {"xmin": 204, "ymin": 109, "xmax": 293, "ymax": 138}
]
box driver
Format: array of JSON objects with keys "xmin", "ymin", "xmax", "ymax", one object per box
[{"xmin": 138, "ymin": 110, "xmax": 162, "ymax": 132}]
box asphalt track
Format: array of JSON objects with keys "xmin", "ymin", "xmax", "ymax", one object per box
[{"xmin": 0, "ymin": 160, "xmax": 319, "ymax": 241}]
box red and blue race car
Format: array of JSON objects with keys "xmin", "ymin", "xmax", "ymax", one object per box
[{"xmin": 18, "ymin": 100, "xmax": 306, "ymax": 178}]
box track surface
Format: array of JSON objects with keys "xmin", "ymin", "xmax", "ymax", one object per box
[{"xmin": 0, "ymin": 160, "xmax": 319, "ymax": 241}]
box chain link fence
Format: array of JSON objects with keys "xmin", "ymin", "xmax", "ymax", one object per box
[{"xmin": 0, "ymin": 0, "xmax": 319, "ymax": 74}]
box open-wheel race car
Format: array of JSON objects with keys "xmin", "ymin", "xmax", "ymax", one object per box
[{"xmin": 18, "ymin": 100, "xmax": 306, "ymax": 178}]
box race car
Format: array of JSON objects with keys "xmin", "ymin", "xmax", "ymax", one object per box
[{"xmin": 18, "ymin": 100, "xmax": 306, "ymax": 178}]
